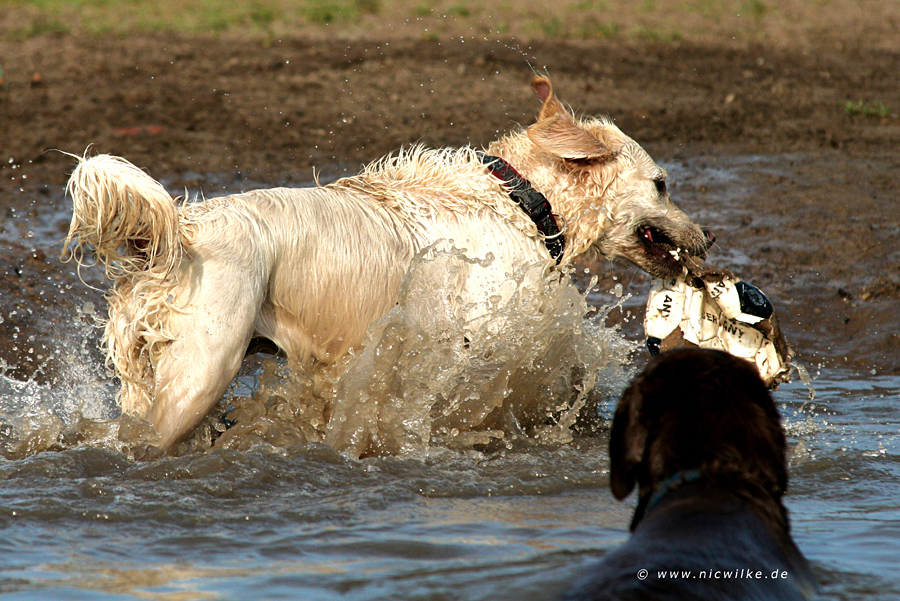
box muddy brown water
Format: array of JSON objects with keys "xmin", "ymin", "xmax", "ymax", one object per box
[{"xmin": 0, "ymin": 150, "xmax": 897, "ymax": 600}]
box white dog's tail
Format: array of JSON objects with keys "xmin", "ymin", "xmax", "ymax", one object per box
[{"xmin": 64, "ymin": 153, "xmax": 183, "ymax": 280}]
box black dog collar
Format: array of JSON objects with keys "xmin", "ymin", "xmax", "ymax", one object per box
[{"xmin": 478, "ymin": 152, "xmax": 565, "ymax": 263}]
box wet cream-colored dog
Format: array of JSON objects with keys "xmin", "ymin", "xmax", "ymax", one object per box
[{"xmin": 65, "ymin": 76, "xmax": 713, "ymax": 452}]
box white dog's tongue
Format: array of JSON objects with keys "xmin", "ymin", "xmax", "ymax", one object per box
[{"xmin": 644, "ymin": 271, "xmax": 793, "ymax": 387}]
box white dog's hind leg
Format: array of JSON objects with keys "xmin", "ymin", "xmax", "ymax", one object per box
[{"xmin": 146, "ymin": 259, "xmax": 264, "ymax": 451}]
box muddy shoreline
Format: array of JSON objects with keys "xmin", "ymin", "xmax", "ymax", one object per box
[{"xmin": 1, "ymin": 30, "xmax": 898, "ymax": 380}]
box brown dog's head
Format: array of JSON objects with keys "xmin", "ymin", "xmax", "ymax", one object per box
[
  {"xmin": 610, "ymin": 349, "xmax": 788, "ymax": 527},
  {"xmin": 493, "ymin": 76, "xmax": 714, "ymax": 278}
]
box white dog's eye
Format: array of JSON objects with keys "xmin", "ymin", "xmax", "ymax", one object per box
[
  {"xmin": 654, "ymin": 179, "xmax": 667, "ymax": 196},
  {"xmin": 563, "ymin": 157, "xmax": 596, "ymax": 168}
]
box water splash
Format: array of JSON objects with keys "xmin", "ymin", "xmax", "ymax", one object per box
[
  {"xmin": 1, "ymin": 235, "xmax": 636, "ymax": 460},
  {"xmin": 0, "ymin": 302, "xmax": 123, "ymax": 459},
  {"xmin": 211, "ymin": 246, "xmax": 638, "ymax": 459}
]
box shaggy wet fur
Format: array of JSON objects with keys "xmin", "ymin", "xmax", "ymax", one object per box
[
  {"xmin": 64, "ymin": 76, "xmax": 710, "ymax": 452},
  {"xmin": 563, "ymin": 349, "xmax": 815, "ymax": 601}
]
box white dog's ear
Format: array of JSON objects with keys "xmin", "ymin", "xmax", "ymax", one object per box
[
  {"xmin": 531, "ymin": 76, "xmax": 567, "ymax": 121},
  {"xmin": 527, "ymin": 114, "xmax": 612, "ymax": 162}
]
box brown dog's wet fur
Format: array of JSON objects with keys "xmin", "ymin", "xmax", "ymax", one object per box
[{"xmin": 564, "ymin": 349, "xmax": 815, "ymax": 601}]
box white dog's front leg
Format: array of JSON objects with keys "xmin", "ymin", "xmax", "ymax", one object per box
[
  {"xmin": 146, "ymin": 262, "xmax": 263, "ymax": 452},
  {"xmin": 147, "ymin": 336, "xmax": 247, "ymax": 452}
]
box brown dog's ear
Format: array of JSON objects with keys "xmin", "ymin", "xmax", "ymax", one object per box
[
  {"xmin": 531, "ymin": 76, "xmax": 567, "ymax": 121},
  {"xmin": 527, "ymin": 115, "xmax": 612, "ymax": 162},
  {"xmin": 609, "ymin": 379, "xmax": 648, "ymax": 500}
]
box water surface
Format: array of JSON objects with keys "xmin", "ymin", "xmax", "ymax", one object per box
[{"xmin": 1, "ymin": 154, "xmax": 897, "ymax": 600}]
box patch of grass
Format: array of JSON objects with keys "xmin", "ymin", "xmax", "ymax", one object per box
[
  {"xmin": 202, "ymin": 8, "xmax": 234, "ymax": 32},
  {"xmin": 844, "ymin": 100, "xmax": 890, "ymax": 118},
  {"xmin": 0, "ymin": 0, "xmax": 798, "ymax": 40},
  {"xmin": 531, "ymin": 12, "xmax": 618, "ymax": 39},
  {"xmin": 539, "ymin": 17, "xmax": 565, "ymax": 37},
  {"xmin": 305, "ymin": 1, "xmax": 348, "ymax": 25},
  {"xmin": 684, "ymin": 0, "xmax": 721, "ymax": 17},
  {"xmin": 632, "ymin": 25, "xmax": 681, "ymax": 42},
  {"xmin": 10, "ymin": 15, "xmax": 71, "ymax": 39},
  {"xmin": 305, "ymin": 0, "xmax": 380, "ymax": 25},
  {"xmin": 355, "ymin": 0, "xmax": 380, "ymax": 15},
  {"xmin": 446, "ymin": 2, "xmax": 471, "ymax": 17},
  {"xmin": 572, "ymin": 0, "xmax": 606, "ymax": 11},
  {"xmin": 249, "ymin": 4, "xmax": 277, "ymax": 28},
  {"xmin": 740, "ymin": 0, "xmax": 767, "ymax": 18},
  {"xmin": 1, "ymin": 0, "xmax": 384, "ymax": 36},
  {"xmin": 576, "ymin": 19, "xmax": 619, "ymax": 38}
]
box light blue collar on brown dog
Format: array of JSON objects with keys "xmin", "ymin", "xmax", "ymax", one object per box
[{"xmin": 645, "ymin": 468, "xmax": 705, "ymax": 515}]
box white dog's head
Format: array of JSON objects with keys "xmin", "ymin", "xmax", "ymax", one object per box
[{"xmin": 494, "ymin": 77, "xmax": 714, "ymax": 279}]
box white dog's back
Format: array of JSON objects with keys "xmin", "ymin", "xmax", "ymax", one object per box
[
  {"xmin": 183, "ymin": 175, "xmax": 552, "ymax": 362},
  {"xmin": 65, "ymin": 151, "xmax": 551, "ymax": 450}
]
